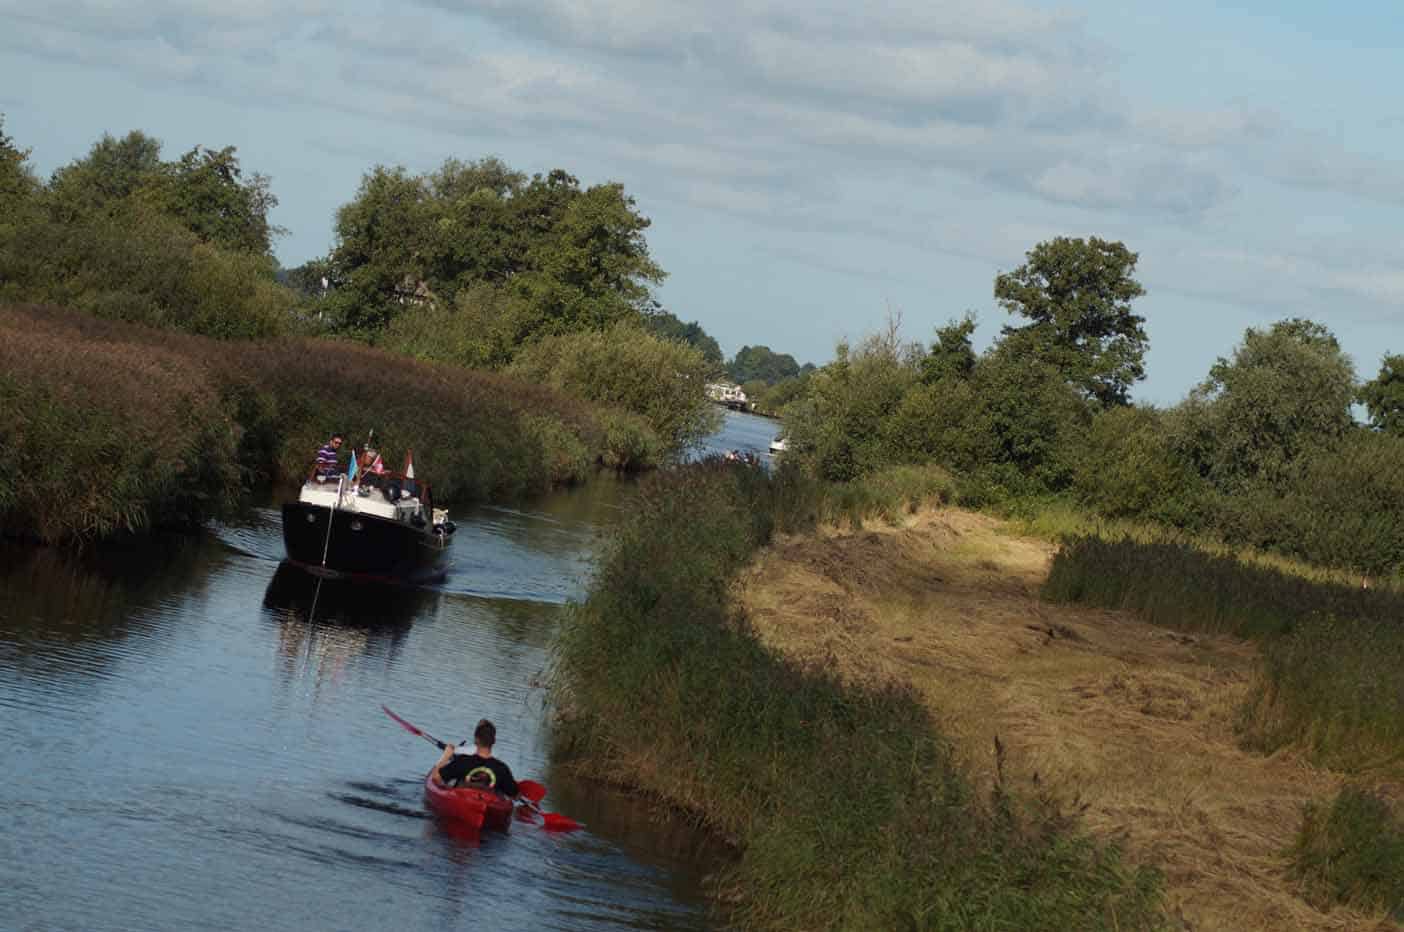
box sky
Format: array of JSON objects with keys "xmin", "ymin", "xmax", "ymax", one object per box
[{"xmin": 3, "ymin": 0, "xmax": 1402, "ymax": 403}]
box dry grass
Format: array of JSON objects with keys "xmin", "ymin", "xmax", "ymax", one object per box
[{"xmin": 738, "ymin": 507, "xmax": 1399, "ymax": 931}]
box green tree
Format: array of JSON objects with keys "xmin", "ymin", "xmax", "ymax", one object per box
[
  {"xmin": 324, "ymin": 165, "xmax": 431, "ymax": 333},
  {"xmin": 783, "ymin": 327, "xmax": 920, "ymax": 481},
  {"xmin": 642, "ymin": 309, "xmax": 723, "ymax": 368},
  {"xmin": 0, "ymin": 115, "xmax": 39, "ymax": 214},
  {"xmin": 1360, "ymin": 354, "xmax": 1404, "ymax": 436},
  {"xmin": 325, "ymin": 161, "xmax": 663, "ymax": 346},
  {"xmin": 1180, "ymin": 318, "xmax": 1357, "ymax": 490},
  {"xmin": 156, "ymin": 145, "xmax": 281, "ymax": 255},
  {"xmin": 920, "ymin": 313, "xmax": 977, "ymax": 385},
  {"xmin": 994, "ymin": 236, "xmax": 1147, "ymax": 407},
  {"xmin": 47, "ymin": 130, "xmax": 164, "ymax": 222},
  {"xmin": 728, "ymin": 345, "xmax": 803, "ymax": 385},
  {"xmin": 1071, "ymin": 405, "xmax": 1209, "ymax": 528},
  {"xmin": 42, "ymin": 131, "xmax": 279, "ymax": 256}
]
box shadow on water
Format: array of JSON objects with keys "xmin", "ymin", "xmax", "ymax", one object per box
[
  {"xmin": 261, "ymin": 560, "xmax": 433, "ymax": 629},
  {"xmin": 260, "ymin": 562, "xmax": 435, "ymax": 695},
  {"xmin": 0, "ymin": 535, "xmax": 220, "ymax": 686}
]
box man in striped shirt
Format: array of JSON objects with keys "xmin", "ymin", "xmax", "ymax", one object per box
[{"xmin": 312, "ymin": 432, "xmax": 344, "ymax": 480}]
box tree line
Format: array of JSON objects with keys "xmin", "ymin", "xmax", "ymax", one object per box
[
  {"xmin": 0, "ymin": 118, "xmax": 717, "ymax": 463},
  {"xmin": 777, "ymin": 237, "xmax": 1404, "ymax": 578},
  {"xmin": 4, "ymin": 117, "xmax": 1401, "ymax": 575}
]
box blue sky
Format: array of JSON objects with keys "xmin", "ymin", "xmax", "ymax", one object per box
[{"xmin": 3, "ymin": 0, "xmax": 1401, "ymax": 403}]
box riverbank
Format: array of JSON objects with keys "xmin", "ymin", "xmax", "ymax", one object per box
[
  {"xmin": 0, "ymin": 303, "xmax": 663, "ymax": 543},
  {"xmin": 551, "ymin": 464, "xmax": 1164, "ymax": 930},
  {"xmin": 738, "ymin": 507, "xmax": 1400, "ymax": 929}
]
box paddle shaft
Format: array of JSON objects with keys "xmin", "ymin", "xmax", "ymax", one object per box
[{"xmin": 382, "ymin": 704, "xmax": 447, "ymax": 749}]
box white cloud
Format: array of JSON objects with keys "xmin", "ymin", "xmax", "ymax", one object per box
[{"xmin": 4, "ymin": 0, "xmax": 1404, "ymax": 341}]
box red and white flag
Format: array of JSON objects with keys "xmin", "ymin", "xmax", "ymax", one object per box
[{"xmin": 403, "ymin": 449, "xmax": 415, "ymax": 479}]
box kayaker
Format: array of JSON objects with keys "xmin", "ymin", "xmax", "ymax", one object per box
[{"xmin": 431, "ymin": 718, "xmax": 519, "ymax": 799}]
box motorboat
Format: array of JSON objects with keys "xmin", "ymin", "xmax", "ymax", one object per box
[{"xmin": 281, "ymin": 469, "xmax": 453, "ymax": 583}]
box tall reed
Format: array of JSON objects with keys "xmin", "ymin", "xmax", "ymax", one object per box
[
  {"xmin": 1288, "ymin": 785, "xmax": 1404, "ymax": 920},
  {"xmin": 1044, "ymin": 535, "xmax": 1404, "ymax": 773},
  {"xmin": 0, "ymin": 303, "xmax": 663, "ymax": 542}
]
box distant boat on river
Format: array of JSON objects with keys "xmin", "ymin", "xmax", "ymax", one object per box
[{"xmin": 768, "ymin": 436, "xmax": 788, "ymax": 456}]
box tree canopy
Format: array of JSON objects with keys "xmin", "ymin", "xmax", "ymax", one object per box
[
  {"xmin": 727, "ymin": 345, "xmax": 805, "ymax": 385},
  {"xmin": 45, "ymin": 131, "xmax": 279, "ymax": 256},
  {"xmin": 920, "ymin": 314, "xmax": 978, "ymax": 385},
  {"xmin": 1360, "ymin": 354, "xmax": 1404, "ymax": 436},
  {"xmin": 323, "ymin": 160, "xmax": 664, "ymax": 345},
  {"xmin": 0, "ymin": 115, "xmax": 39, "ymax": 215},
  {"xmin": 1181, "ymin": 318, "xmax": 1357, "ymax": 489},
  {"xmin": 642, "ymin": 309, "xmax": 724, "ymax": 368},
  {"xmin": 994, "ymin": 236, "xmax": 1147, "ymax": 408}
]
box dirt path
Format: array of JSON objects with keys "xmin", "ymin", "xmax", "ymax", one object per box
[{"xmin": 737, "ymin": 508, "xmax": 1394, "ymax": 931}]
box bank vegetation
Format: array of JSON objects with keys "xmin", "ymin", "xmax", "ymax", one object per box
[{"xmin": 0, "ymin": 119, "xmax": 717, "ymax": 542}]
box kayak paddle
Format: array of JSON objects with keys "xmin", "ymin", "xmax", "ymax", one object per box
[
  {"xmin": 382, "ymin": 704, "xmax": 448, "ymax": 749},
  {"xmin": 382, "ymin": 706, "xmax": 581, "ymax": 831}
]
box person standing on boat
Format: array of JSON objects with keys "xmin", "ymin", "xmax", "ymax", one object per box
[
  {"xmin": 431, "ymin": 719, "xmax": 519, "ymax": 798},
  {"xmin": 311, "ymin": 432, "xmax": 344, "ymax": 481}
]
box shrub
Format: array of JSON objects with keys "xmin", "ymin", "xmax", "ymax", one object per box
[
  {"xmin": 509, "ymin": 320, "xmax": 720, "ymax": 458},
  {"xmin": 0, "ymin": 206, "xmax": 294, "ymax": 339}
]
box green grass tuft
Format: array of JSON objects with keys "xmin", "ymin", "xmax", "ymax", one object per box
[{"xmin": 1289, "ymin": 786, "xmax": 1404, "ymax": 920}]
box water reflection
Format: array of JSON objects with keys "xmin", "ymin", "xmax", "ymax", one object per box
[
  {"xmin": 262, "ymin": 562, "xmax": 430, "ymax": 699},
  {"xmin": 0, "ymin": 536, "xmax": 217, "ymax": 694}
]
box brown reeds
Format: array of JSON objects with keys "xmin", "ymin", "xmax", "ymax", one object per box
[{"xmin": 0, "ymin": 303, "xmax": 663, "ymax": 542}]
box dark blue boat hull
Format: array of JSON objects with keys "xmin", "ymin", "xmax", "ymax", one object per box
[{"xmin": 281, "ymin": 502, "xmax": 448, "ymax": 582}]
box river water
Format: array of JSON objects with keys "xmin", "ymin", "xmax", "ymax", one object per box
[{"xmin": 0, "ymin": 410, "xmax": 780, "ymax": 932}]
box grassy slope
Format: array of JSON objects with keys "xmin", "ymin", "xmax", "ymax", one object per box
[
  {"xmin": 552, "ymin": 465, "xmax": 1163, "ymax": 931},
  {"xmin": 738, "ymin": 507, "xmax": 1399, "ymax": 931}
]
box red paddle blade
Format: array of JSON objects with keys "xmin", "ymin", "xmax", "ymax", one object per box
[
  {"xmin": 382, "ymin": 705, "xmax": 424, "ymax": 737},
  {"xmin": 541, "ymin": 812, "xmax": 581, "ymax": 832},
  {"xmin": 518, "ymin": 780, "xmax": 547, "ymax": 804}
]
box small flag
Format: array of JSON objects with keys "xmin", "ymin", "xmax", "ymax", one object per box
[
  {"xmin": 370, "ymin": 453, "xmax": 385, "ymax": 474},
  {"xmin": 404, "ymin": 449, "xmax": 415, "ymax": 479},
  {"xmin": 348, "ymin": 447, "xmax": 359, "ymax": 483}
]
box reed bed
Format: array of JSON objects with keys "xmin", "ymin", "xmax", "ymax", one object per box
[
  {"xmin": 0, "ymin": 303, "xmax": 661, "ymax": 542},
  {"xmin": 552, "ymin": 463, "xmax": 1164, "ymax": 930},
  {"xmin": 1288, "ymin": 785, "xmax": 1404, "ymax": 921},
  {"xmin": 1043, "ymin": 535, "xmax": 1404, "ymax": 775}
]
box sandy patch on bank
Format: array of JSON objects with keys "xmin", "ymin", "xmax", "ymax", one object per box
[{"xmin": 737, "ymin": 508, "xmax": 1394, "ymax": 932}]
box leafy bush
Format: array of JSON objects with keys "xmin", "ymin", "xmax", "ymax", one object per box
[
  {"xmin": 1071, "ymin": 406, "xmax": 1210, "ymax": 529},
  {"xmin": 509, "ymin": 320, "xmax": 719, "ymax": 458},
  {"xmin": 0, "ymin": 206, "xmax": 294, "ymax": 339}
]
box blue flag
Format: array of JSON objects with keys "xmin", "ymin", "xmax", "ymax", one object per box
[{"xmin": 348, "ymin": 447, "xmax": 359, "ymax": 483}]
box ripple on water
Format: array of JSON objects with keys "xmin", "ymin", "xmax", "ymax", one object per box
[{"xmin": 1, "ymin": 480, "xmax": 720, "ymax": 932}]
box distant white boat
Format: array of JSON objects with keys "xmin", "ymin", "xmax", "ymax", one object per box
[{"xmin": 768, "ymin": 436, "xmax": 788, "ymax": 455}]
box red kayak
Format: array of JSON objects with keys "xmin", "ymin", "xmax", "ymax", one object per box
[{"xmin": 423, "ymin": 771, "xmax": 514, "ymax": 831}]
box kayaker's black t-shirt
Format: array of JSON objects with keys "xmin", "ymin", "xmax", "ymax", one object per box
[{"xmin": 439, "ymin": 751, "xmax": 518, "ymax": 797}]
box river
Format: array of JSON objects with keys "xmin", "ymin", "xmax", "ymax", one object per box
[{"xmin": 0, "ymin": 410, "xmax": 780, "ymax": 932}]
